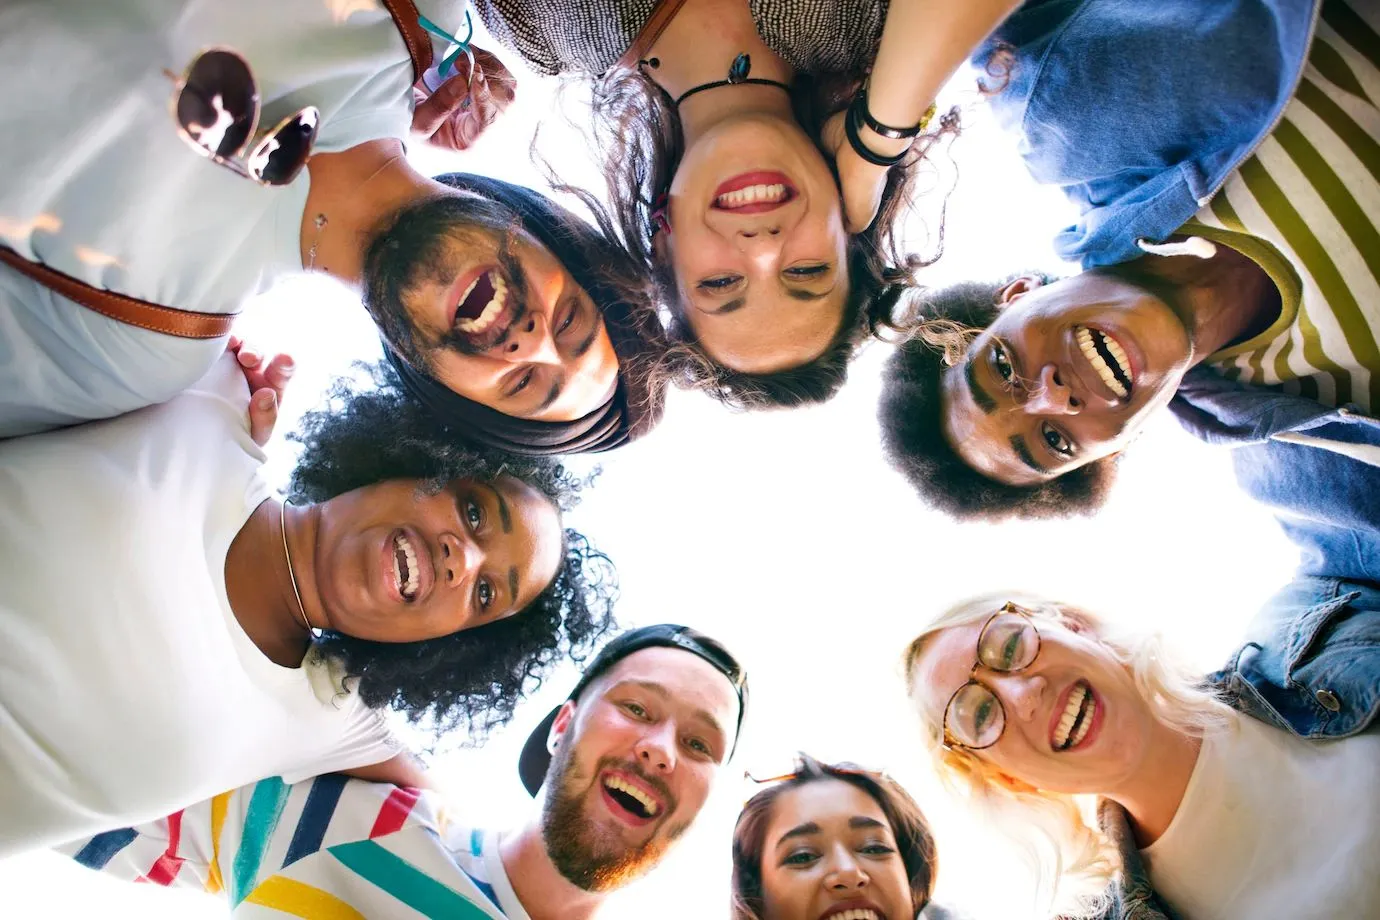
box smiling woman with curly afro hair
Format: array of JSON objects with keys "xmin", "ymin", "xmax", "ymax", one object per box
[{"xmin": 289, "ymin": 360, "xmax": 619, "ymax": 742}]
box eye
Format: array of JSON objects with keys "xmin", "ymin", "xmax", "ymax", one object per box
[
  {"xmin": 556, "ymin": 300, "xmax": 578, "ymax": 335},
  {"xmin": 507, "ymin": 369, "xmax": 534, "ymax": 397},
  {"xmin": 464, "ymin": 497, "xmax": 483, "ymax": 530},
  {"xmin": 624, "ymin": 701, "xmax": 649, "ymax": 719},
  {"xmin": 476, "ymin": 578, "xmax": 494, "ymax": 611},
  {"xmin": 993, "ymin": 341, "xmax": 1014, "ymax": 383},
  {"xmin": 784, "ymin": 263, "xmax": 829, "ymax": 280},
  {"xmin": 861, "ymin": 842, "xmax": 897, "ymax": 857},
  {"xmin": 1001, "ymin": 630, "xmax": 1022, "ymax": 668},
  {"xmin": 697, "ymin": 274, "xmax": 742, "ymax": 292},
  {"xmin": 685, "ymin": 736, "xmax": 711, "ymax": 756},
  {"xmin": 973, "ymin": 695, "xmax": 996, "ymax": 733},
  {"xmin": 1041, "ymin": 422, "xmax": 1074, "ymax": 458},
  {"xmin": 782, "ymin": 849, "xmax": 819, "ymax": 867}
]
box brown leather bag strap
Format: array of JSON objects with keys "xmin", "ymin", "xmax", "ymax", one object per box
[
  {"xmin": 380, "ymin": 0, "xmax": 435, "ymax": 83},
  {"xmin": 613, "ymin": 0, "xmax": 691, "ymax": 73},
  {"xmin": 0, "ymin": 247, "xmax": 238, "ymax": 340}
]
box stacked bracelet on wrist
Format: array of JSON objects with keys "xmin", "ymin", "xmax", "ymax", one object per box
[{"xmin": 843, "ymin": 89, "xmax": 936, "ymax": 167}]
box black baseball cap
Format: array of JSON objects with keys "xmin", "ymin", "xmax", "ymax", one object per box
[{"xmin": 517, "ymin": 624, "xmax": 749, "ymax": 796}]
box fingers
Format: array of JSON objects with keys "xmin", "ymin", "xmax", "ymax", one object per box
[
  {"xmin": 259, "ymin": 353, "xmax": 296, "ymax": 407},
  {"xmin": 247, "ymin": 388, "xmax": 279, "ymax": 447}
]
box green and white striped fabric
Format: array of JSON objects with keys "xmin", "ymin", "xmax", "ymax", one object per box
[{"xmin": 1190, "ymin": 0, "xmax": 1380, "ymax": 414}]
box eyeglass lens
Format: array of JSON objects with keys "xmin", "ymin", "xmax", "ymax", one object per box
[
  {"xmin": 247, "ymin": 108, "xmax": 319, "ymax": 186},
  {"xmin": 945, "ymin": 612, "xmax": 1039, "ymax": 748},
  {"xmin": 176, "ymin": 50, "xmax": 258, "ymax": 159}
]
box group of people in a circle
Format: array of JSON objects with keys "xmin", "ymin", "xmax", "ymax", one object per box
[{"xmin": 2, "ymin": 0, "xmax": 1377, "ymax": 918}]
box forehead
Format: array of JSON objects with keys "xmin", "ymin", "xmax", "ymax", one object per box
[
  {"xmin": 939, "ymin": 344, "xmax": 1049, "ymax": 487},
  {"xmin": 596, "ymin": 647, "xmax": 738, "ymax": 721},
  {"xmin": 765, "ymin": 780, "xmax": 890, "ymax": 840},
  {"xmin": 688, "ymin": 292, "xmax": 845, "ymax": 373},
  {"xmin": 490, "ymin": 474, "xmax": 562, "ymax": 592},
  {"xmin": 910, "ymin": 623, "xmax": 986, "ymax": 720}
]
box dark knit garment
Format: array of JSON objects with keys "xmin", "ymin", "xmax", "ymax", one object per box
[{"xmin": 471, "ymin": 0, "xmax": 886, "ymax": 76}]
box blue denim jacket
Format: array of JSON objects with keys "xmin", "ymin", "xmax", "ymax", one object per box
[
  {"xmin": 1170, "ymin": 368, "xmax": 1380, "ymax": 584},
  {"xmin": 1088, "ymin": 575, "xmax": 1380, "ymax": 919},
  {"xmin": 977, "ymin": 0, "xmax": 1320, "ymax": 268}
]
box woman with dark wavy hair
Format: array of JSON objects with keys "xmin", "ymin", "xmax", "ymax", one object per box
[
  {"xmin": 731, "ymin": 754, "xmax": 941, "ymax": 920},
  {"xmin": 0, "ymin": 350, "xmax": 615, "ymax": 858},
  {"xmin": 476, "ymin": 0, "xmax": 1017, "ymax": 406}
]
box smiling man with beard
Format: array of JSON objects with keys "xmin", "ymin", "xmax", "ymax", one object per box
[{"xmin": 62, "ymin": 625, "xmax": 748, "ymax": 919}]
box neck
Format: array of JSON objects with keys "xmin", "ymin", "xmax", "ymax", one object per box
[
  {"xmin": 644, "ymin": 0, "xmax": 795, "ymax": 143},
  {"xmin": 1105, "ymin": 724, "xmax": 1202, "ymax": 847},
  {"xmin": 300, "ymin": 138, "xmax": 448, "ymax": 285},
  {"xmin": 224, "ymin": 498, "xmax": 322, "ymax": 668},
  {"xmin": 497, "ymin": 813, "xmax": 606, "ymax": 920},
  {"xmin": 1129, "ymin": 242, "xmax": 1281, "ymax": 363}
]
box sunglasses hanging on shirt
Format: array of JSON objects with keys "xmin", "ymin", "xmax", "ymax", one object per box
[{"xmin": 165, "ymin": 47, "xmax": 319, "ymax": 186}]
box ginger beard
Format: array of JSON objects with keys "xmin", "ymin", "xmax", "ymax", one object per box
[{"xmin": 540, "ymin": 742, "xmax": 690, "ymax": 892}]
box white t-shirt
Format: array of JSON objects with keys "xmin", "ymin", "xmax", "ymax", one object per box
[
  {"xmin": 1142, "ymin": 714, "xmax": 1380, "ymax": 919},
  {"xmin": 0, "ymin": 0, "xmax": 467, "ymax": 437},
  {"xmin": 0, "ymin": 354, "xmax": 398, "ymax": 857}
]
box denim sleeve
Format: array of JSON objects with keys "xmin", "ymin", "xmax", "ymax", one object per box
[{"xmin": 1211, "ymin": 577, "xmax": 1380, "ymax": 739}]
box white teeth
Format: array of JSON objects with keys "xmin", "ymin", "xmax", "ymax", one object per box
[
  {"xmin": 455, "ymin": 273, "xmax": 508, "ymax": 334},
  {"xmin": 1053, "ymin": 683, "xmax": 1089, "ymax": 749},
  {"xmin": 831, "ymin": 911, "xmax": 880, "ymax": 920},
  {"xmin": 602, "ymin": 776, "xmax": 659, "ymax": 816},
  {"xmin": 1076, "ymin": 327, "xmax": 1130, "ymax": 398},
  {"xmin": 715, "ymin": 183, "xmax": 788, "ymax": 208},
  {"xmin": 393, "ymin": 533, "xmax": 420, "ymax": 599}
]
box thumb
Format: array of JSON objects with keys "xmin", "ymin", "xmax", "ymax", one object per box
[
  {"xmin": 411, "ymin": 66, "xmax": 474, "ymax": 137},
  {"xmin": 248, "ymin": 388, "xmax": 279, "ymax": 447}
]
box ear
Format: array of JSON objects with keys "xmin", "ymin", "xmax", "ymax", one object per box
[
  {"xmin": 548, "ymin": 699, "xmax": 577, "ymax": 752},
  {"xmin": 995, "ymin": 274, "xmax": 1047, "ymax": 306},
  {"xmin": 651, "ymin": 227, "xmax": 671, "ymax": 263}
]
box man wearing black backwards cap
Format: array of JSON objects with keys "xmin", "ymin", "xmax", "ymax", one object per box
[{"xmin": 61, "ymin": 625, "xmax": 748, "ymax": 919}]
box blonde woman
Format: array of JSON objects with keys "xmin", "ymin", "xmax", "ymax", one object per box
[{"xmin": 902, "ymin": 579, "xmax": 1380, "ymax": 919}]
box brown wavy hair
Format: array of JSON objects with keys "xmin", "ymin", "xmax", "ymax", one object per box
[{"xmin": 731, "ymin": 754, "xmax": 938, "ymax": 920}]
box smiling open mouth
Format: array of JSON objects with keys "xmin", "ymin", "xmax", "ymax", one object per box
[
  {"xmin": 391, "ymin": 531, "xmax": 420, "ymax": 601},
  {"xmin": 602, "ymin": 775, "xmax": 661, "ymax": 819},
  {"xmin": 1075, "ymin": 326, "xmax": 1134, "ymax": 399},
  {"xmin": 1053, "ymin": 681, "xmax": 1095, "ymax": 751},
  {"xmin": 822, "ymin": 909, "xmax": 885, "ymax": 920},
  {"xmin": 455, "ymin": 269, "xmax": 509, "ymax": 334},
  {"xmin": 711, "ymin": 171, "xmax": 798, "ymax": 214}
]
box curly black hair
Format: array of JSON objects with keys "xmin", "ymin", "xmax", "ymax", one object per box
[
  {"xmin": 878, "ymin": 276, "xmax": 1117, "ymax": 521},
  {"xmin": 288, "ymin": 361, "xmax": 618, "ymax": 741}
]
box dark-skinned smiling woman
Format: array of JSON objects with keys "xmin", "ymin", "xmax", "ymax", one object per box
[
  {"xmin": 732, "ymin": 755, "xmax": 959, "ymax": 920},
  {"xmin": 473, "ymin": 0, "xmax": 1020, "ymax": 406},
  {"xmin": 0, "ymin": 350, "xmax": 615, "ymax": 857}
]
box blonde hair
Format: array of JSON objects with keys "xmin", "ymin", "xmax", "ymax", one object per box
[{"xmin": 900, "ymin": 591, "xmax": 1235, "ymax": 918}]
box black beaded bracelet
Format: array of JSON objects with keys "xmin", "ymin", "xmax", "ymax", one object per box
[
  {"xmin": 851, "ymin": 88, "xmax": 923, "ymax": 140},
  {"xmin": 844, "ymin": 99, "xmax": 910, "ymax": 167}
]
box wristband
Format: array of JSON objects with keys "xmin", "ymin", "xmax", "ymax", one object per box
[{"xmin": 844, "ymin": 100, "xmax": 910, "ymax": 167}]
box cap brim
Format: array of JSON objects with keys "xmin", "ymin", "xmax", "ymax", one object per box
[{"xmin": 518, "ymin": 705, "xmax": 561, "ymax": 797}]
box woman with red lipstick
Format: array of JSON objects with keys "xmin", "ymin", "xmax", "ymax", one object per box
[
  {"xmin": 731, "ymin": 755, "xmax": 944, "ymax": 920},
  {"xmin": 903, "ymin": 587, "xmax": 1380, "ymax": 919},
  {"xmin": 0, "ymin": 354, "xmax": 616, "ymax": 857},
  {"xmin": 470, "ymin": 0, "xmax": 1017, "ymax": 407}
]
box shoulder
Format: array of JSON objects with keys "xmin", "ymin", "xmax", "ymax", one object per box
[{"xmin": 750, "ymin": 0, "xmax": 885, "ymax": 73}]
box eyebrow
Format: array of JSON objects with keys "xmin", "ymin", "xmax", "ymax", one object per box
[
  {"xmin": 776, "ymin": 822, "xmax": 821, "ymax": 846},
  {"xmin": 1010, "ymin": 435, "xmax": 1048, "ymax": 474},
  {"xmin": 573, "ymin": 318, "xmax": 600, "ymax": 358},
  {"xmin": 535, "ymin": 378, "xmax": 563, "ymax": 413},
  {"xmin": 509, "ymin": 566, "xmax": 520, "ymax": 604},
  {"xmin": 964, "ymin": 351, "xmax": 997, "ymax": 414},
  {"xmin": 850, "ymin": 816, "xmax": 886, "ymax": 831},
  {"xmin": 487, "ymin": 483, "xmax": 512, "ymax": 533},
  {"xmin": 784, "ymin": 285, "xmax": 835, "ymax": 303}
]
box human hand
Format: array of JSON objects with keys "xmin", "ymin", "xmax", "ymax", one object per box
[
  {"xmin": 227, "ymin": 335, "xmax": 295, "ymax": 446},
  {"xmin": 822, "ymin": 110, "xmax": 909, "ymax": 234},
  {"xmin": 411, "ymin": 46, "xmax": 517, "ymax": 152}
]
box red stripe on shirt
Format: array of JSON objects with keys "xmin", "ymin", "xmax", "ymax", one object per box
[
  {"xmin": 369, "ymin": 786, "xmax": 421, "ymax": 838},
  {"xmin": 144, "ymin": 810, "xmax": 186, "ymax": 886}
]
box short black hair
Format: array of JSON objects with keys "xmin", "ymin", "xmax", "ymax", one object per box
[
  {"xmin": 878, "ymin": 277, "xmax": 1117, "ymax": 521},
  {"xmin": 289, "ymin": 361, "xmax": 618, "ymax": 741}
]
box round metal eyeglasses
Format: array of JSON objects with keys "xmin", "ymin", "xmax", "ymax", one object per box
[{"xmin": 941, "ymin": 602, "xmax": 1043, "ymax": 751}]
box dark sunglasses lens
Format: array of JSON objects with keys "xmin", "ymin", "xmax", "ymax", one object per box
[
  {"xmin": 247, "ymin": 107, "xmax": 319, "ymax": 186},
  {"xmin": 177, "ymin": 50, "xmax": 257, "ymax": 158}
]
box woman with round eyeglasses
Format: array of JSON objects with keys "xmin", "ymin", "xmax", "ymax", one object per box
[
  {"xmin": 0, "ymin": 352, "xmax": 616, "ymax": 857},
  {"xmin": 902, "ymin": 588, "xmax": 1380, "ymax": 919},
  {"xmin": 731, "ymin": 754, "xmax": 954, "ymax": 920}
]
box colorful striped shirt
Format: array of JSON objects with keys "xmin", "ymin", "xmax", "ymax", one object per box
[
  {"xmin": 1189, "ymin": 0, "xmax": 1380, "ymax": 413},
  {"xmin": 61, "ymin": 776, "xmax": 530, "ymax": 920}
]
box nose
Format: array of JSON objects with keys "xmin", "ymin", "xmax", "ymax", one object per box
[
  {"xmin": 989, "ymin": 671, "xmax": 1047, "ymax": 724},
  {"xmin": 1022, "ymin": 364, "xmax": 1081, "ymax": 415},
  {"xmin": 438, "ymin": 531, "xmax": 479, "ymax": 588},
  {"xmin": 824, "ymin": 849, "xmax": 870, "ymax": 892},
  {"xmin": 733, "ymin": 225, "xmax": 786, "ymax": 274},
  {"xmin": 503, "ymin": 310, "xmax": 560, "ymax": 366},
  {"xmin": 634, "ymin": 721, "xmax": 677, "ymax": 775}
]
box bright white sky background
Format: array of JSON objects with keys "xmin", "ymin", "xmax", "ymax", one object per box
[{"xmin": 1, "ymin": 24, "xmax": 1300, "ymax": 920}]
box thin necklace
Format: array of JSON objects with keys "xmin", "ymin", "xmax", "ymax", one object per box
[
  {"xmin": 666, "ymin": 53, "xmax": 791, "ymax": 107},
  {"xmin": 279, "ymin": 498, "xmax": 313, "ymax": 634}
]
